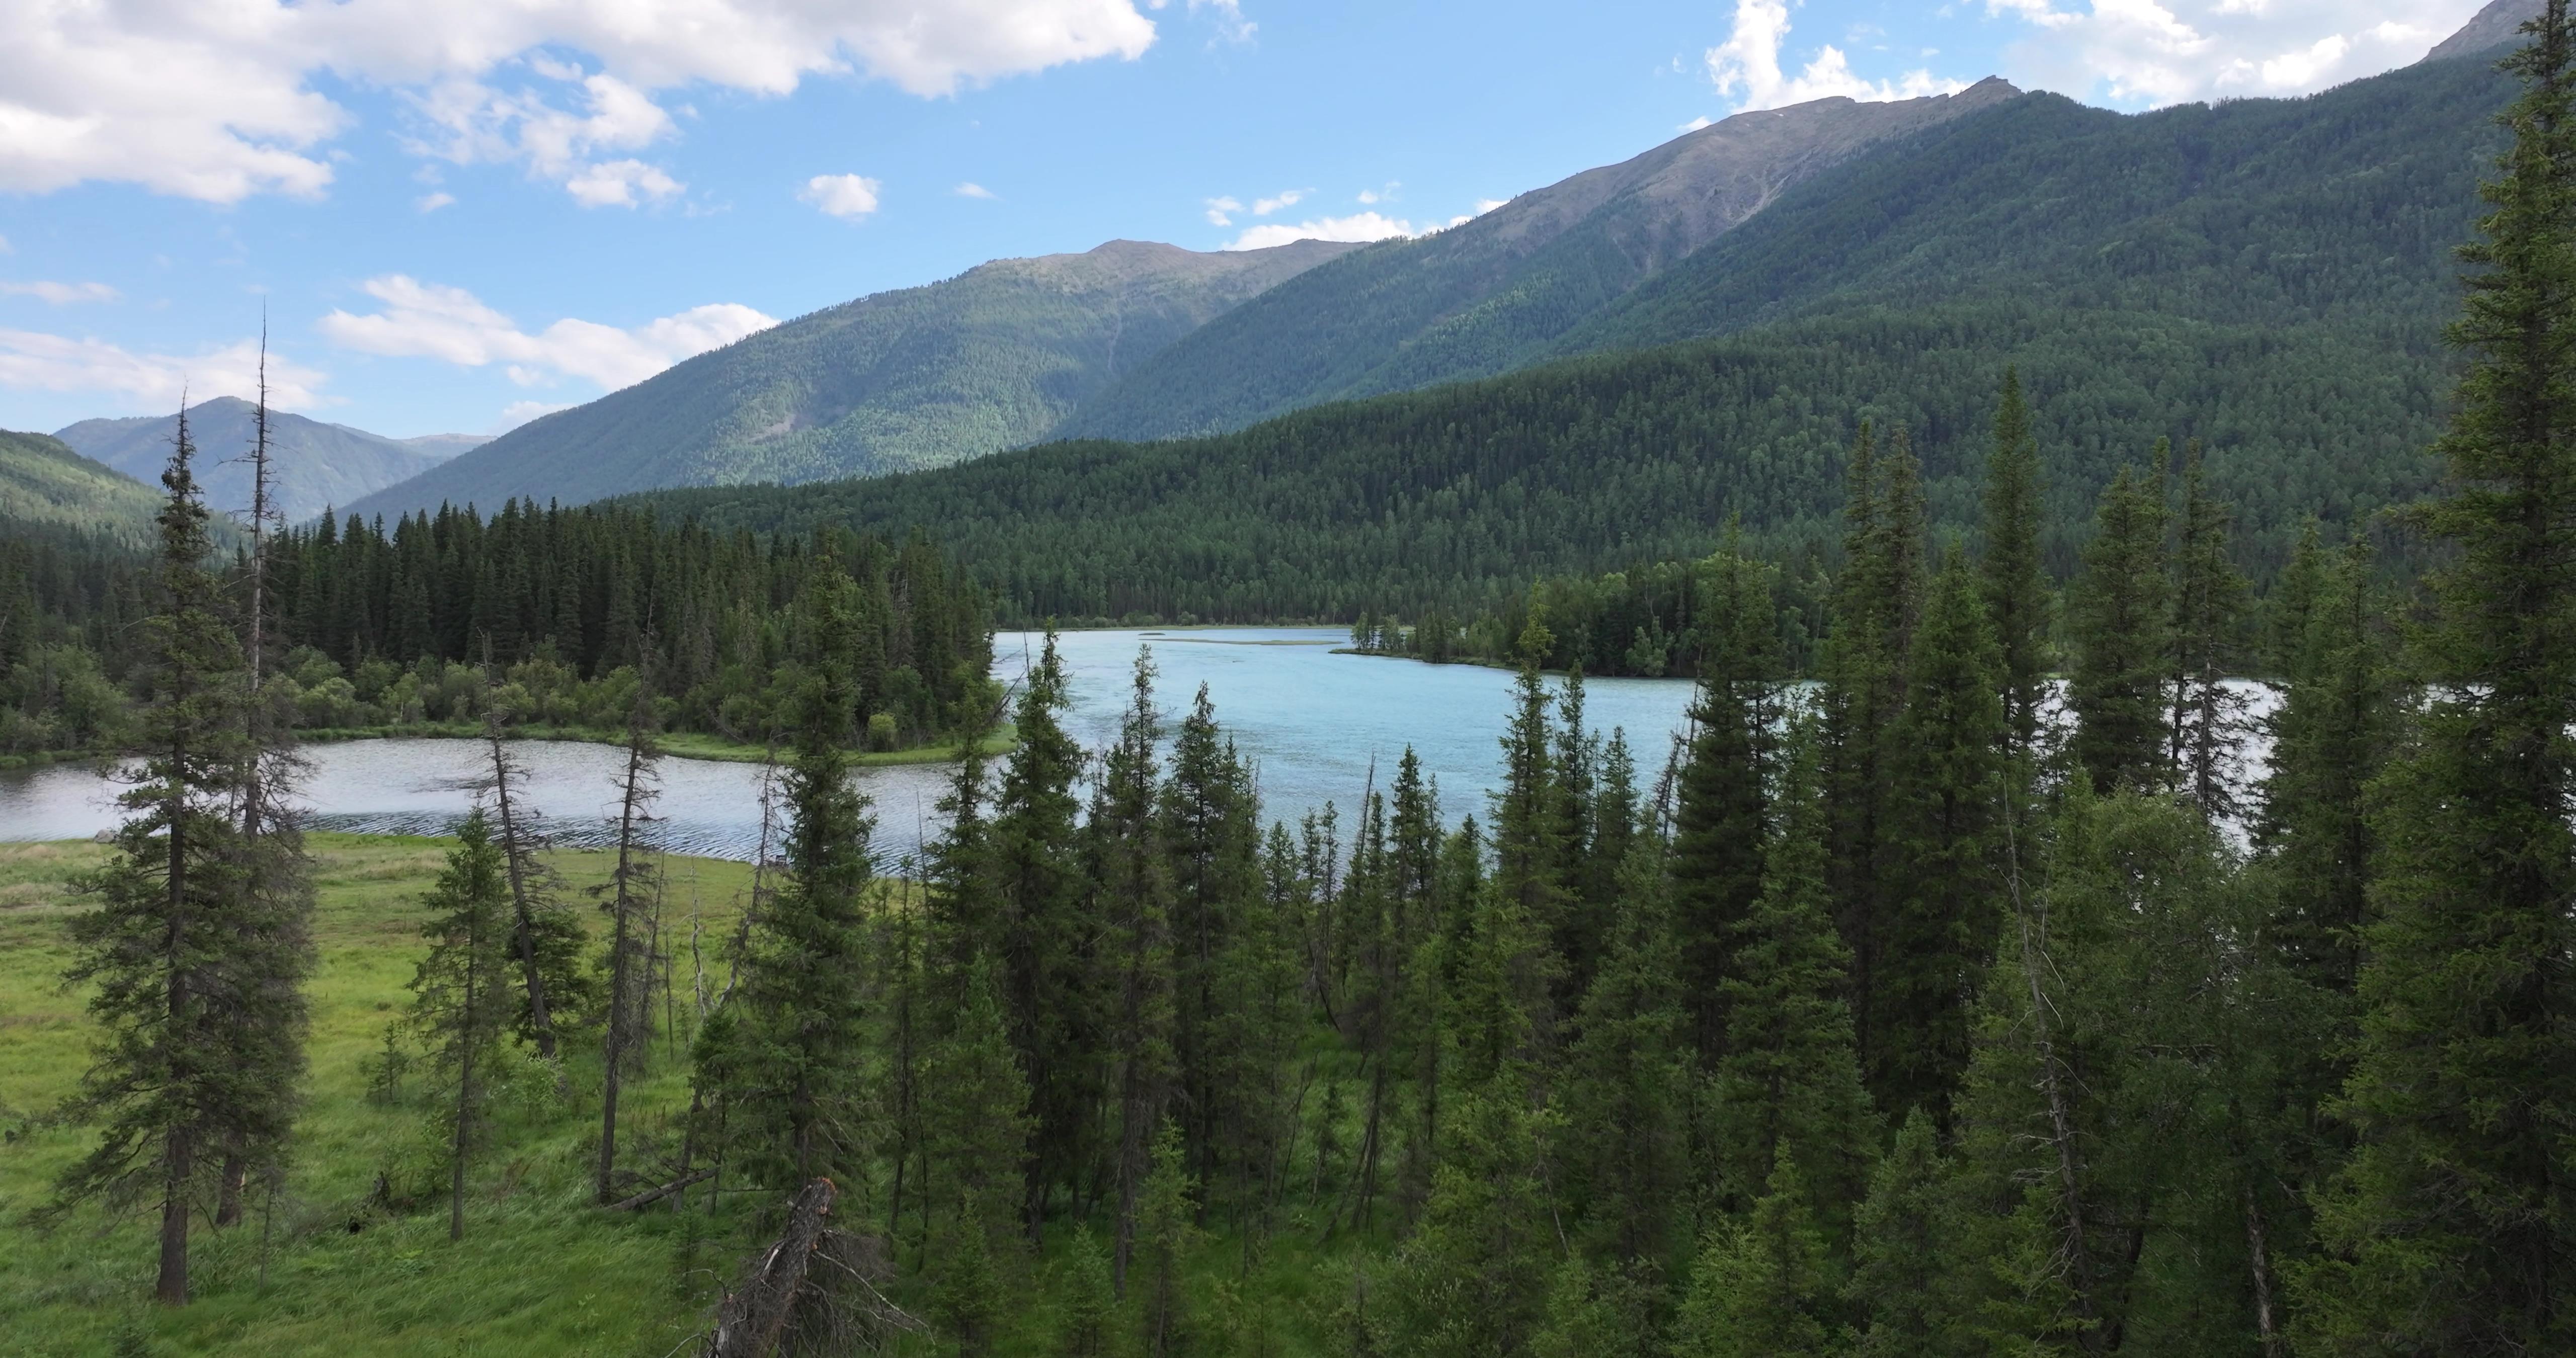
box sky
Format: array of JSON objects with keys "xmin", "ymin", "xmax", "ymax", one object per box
[{"xmin": 0, "ymin": 0, "xmax": 2498, "ymax": 440}]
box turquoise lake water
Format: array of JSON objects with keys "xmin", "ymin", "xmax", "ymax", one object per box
[{"xmin": 0, "ymin": 628, "xmax": 1702, "ymax": 864}]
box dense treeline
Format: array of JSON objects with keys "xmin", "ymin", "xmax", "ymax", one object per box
[
  {"xmin": 629, "ymin": 54, "xmax": 2506, "ymax": 630},
  {"xmin": 637, "ymin": 296, "xmax": 2449, "ymax": 629},
  {"xmin": 0, "ymin": 498, "xmax": 998, "ymax": 760}
]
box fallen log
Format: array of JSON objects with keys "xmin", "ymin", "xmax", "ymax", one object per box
[
  {"xmin": 604, "ymin": 1168, "xmax": 713, "ymax": 1213},
  {"xmin": 705, "ymin": 1177, "xmax": 836, "ymax": 1358}
]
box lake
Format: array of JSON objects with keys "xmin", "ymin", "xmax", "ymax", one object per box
[{"xmin": 0, "ymin": 628, "xmax": 1704, "ymax": 865}]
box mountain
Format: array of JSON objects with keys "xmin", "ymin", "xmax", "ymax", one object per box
[
  {"xmin": 629, "ymin": 50, "xmax": 2509, "ymax": 623},
  {"xmin": 0, "ymin": 428, "xmax": 164, "ymax": 539},
  {"xmin": 2425, "ymin": 0, "xmax": 2544, "ymax": 63},
  {"xmin": 340, "ymin": 238, "xmax": 1362, "ymax": 521},
  {"xmin": 1053, "ymin": 79, "xmax": 2022, "ymax": 444},
  {"xmin": 53, "ymin": 398, "xmax": 476, "ymax": 524}
]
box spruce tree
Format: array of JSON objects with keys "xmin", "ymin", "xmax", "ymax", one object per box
[
  {"xmin": 1669, "ymin": 540, "xmax": 1781, "ymax": 1060},
  {"xmin": 1981, "ymin": 367, "xmax": 2054, "ymax": 765},
  {"xmin": 49, "ymin": 411, "xmax": 279, "ymax": 1304},
  {"xmin": 1706, "ymin": 729, "xmax": 1881, "ymax": 1242},
  {"xmin": 925, "ymin": 961, "xmax": 1032, "ymax": 1356},
  {"xmin": 410, "ymin": 808, "xmax": 513, "ymax": 1241},
  {"xmin": 1877, "ymin": 543, "xmax": 2007, "ymax": 1120},
  {"xmin": 991, "ymin": 631, "xmax": 1096, "ymax": 1229},
  {"xmin": 1671, "ymin": 1148, "xmax": 1839, "ymax": 1358},
  {"xmin": 1135, "ymin": 1121, "xmax": 1199, "ymax": 1357},
  {"xmin": 693, "ymin": 569, "xmax": 878, "ymax": 1191},
  {"xmin": 2165, "ymin": 439, "xmax": 2252, "ymax": 819},
  {"xmin": 2308, "ymin": 4, "xmax": 2576, "ymax": 1347},
  {"xmin": 2254, "ymin": 535, "xmax": 2391, "ymax": 990},
  {"xmin": 1094, "ymin": 649, "xmax": 1176, "ymax": 1289},
  {"xmin": 1848, "ymin": 1110, "xmax": 1959, "ymax": 1357},
  {"xmin": 2068, "ymin": 456, "xmax": 2174, "ymax": 794},
  {"xmin": 1554, "ymin": 846, "xmax": 1690, "ymax": 1273}
]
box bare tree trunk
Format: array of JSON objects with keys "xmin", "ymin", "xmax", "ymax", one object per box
[
  {"xmin": 452, "ymin": 937, "xmax": 481, "ymax": 1242},
  {"xmin": 483, "ymin": 717, "xmax": 558, "ymax": 1061},
  {"xmin": 2245, "ymin": 1182, "xmax": 2282, "ymax": 1358},
  {"xmin": 599, "ymin": 704, "xmax": 656, "ymax": 1203},
  {"xmin": 157, "ymin": 1126, "xmax": 192, "ymax": 1306}
]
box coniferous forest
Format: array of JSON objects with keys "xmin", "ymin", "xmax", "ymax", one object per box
[{"xmin": 8, "ymin": 8, "xmax": 2576, "ymax": 1358}]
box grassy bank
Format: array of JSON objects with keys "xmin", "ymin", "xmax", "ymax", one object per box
[{"xmin": 0, "ymin": 835, "xmax": 1380, "ymax": 1356}]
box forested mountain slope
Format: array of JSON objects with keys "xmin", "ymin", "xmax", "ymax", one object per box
[
  {"xmin": 54, "ymin": 397, "xmax": 473, "ymax": 523},
  {"xmin": 1556, "ymin": 46, "xmax": 2512, "ymax": 358},
  {"xmin": 343, "ymin": 238, "xmax": 1358, "ymax": 521},
  {"xmin": 1055, "ymin": 79, "xmax": 2020, "ymax": 442},
  {"xmin": 630, "ymin": 55, "xmax": 2508, "ymax": 625},
  {"xmin": 1068, "ymin": 40, "xmax": 2508, "ymax": 446},
  {"xmin": 0, "ymin": 428, "xmax": 161, "ymax": 538}
]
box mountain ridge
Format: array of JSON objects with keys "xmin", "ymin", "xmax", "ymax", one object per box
[
  {"xmin": 53, "ymin": 397, "xmax": 474, "ymax": 524},
  {"xmin": 1051, "ymin": 77, "xmax": 2024, "ymax": 443},
  {"xmin": 340, "ymin": 236, "xmax": 1361, "ymax": 521}
]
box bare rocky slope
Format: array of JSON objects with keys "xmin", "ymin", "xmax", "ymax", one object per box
[{"xmin": 1052, "ymin": 78, "xmax": 2022, "ymax": 442}]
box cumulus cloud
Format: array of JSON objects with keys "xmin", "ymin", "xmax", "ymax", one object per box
[
  {"xmin": 801, "ymin": 173, "xmax": 883, "ymax": 219},
  {"xmin": 1251, "ymin": 188, "xmax": 1307, "ymax": 215},
  {"xmin": 1226, "ymin": 211, "xmax": 1422, "ymax": 251},
  {"xmin": 0, "ymin": 329, "xmax": 328, "ymax": 410},
  {"xmin": 1203, "ymin": 195, "xmax": 1243, "ymax": 226},
  {"xmin": 416, "ymin": 191, "xmax": 458, "ymax": 213},
  {"xmin": 0, "ymin": 281, "xmax": 120, "ymax": 305},
  {"xmin": 1707, "ymin": 0, "xmax": 1966, "ymax": 112},
  {"xmin": 1982, "ymin": 0, "xmax": 2483, "ymax": 107},
  {"xmin": 319, "ymin": 275, "xmax": 776, "ymax": 392},
  {"xmin": 954, "ymin": 181, "xmax": 998, "ymax": 198},
  {"xmin": 0, "ymin": 1, "xmax": 1165, "ymax": 204},
  {"xmin": 1355, "ymin": 181, "xmax": 1399, "ymax": 205}
]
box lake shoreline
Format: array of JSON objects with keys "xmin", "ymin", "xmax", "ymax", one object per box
[{"xmin": 0, "ymin": 723, "xmax": 1017, "ymax": 773}]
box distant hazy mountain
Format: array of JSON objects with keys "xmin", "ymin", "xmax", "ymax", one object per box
[
  {"xmin": 342, "ymin": 238, "xmax": 1362, "ymax": 521},
  {"xmin": 54, "ymin": 397, "xmax": 479, "ymax": 523},
  {"xmin": 1053, "ymin": 78, "xmax": 2021, "ymax": 443},
  {"xmin": 2425, "ymin": 0, "xmax": 2544, "ymax": 63},
  {"xmin": 0, "ymin": 428, "xmax": 163, "ymax": 539}
]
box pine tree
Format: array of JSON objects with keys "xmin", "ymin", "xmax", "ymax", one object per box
[
  {"xmin": 49, "ymin": 410, "xmax": 280, "ymax": 1304},
  {"xmin": 693, "ymin": 569, "xmax": 879, "ymax": 1191},
  {"xmin": 1669, "ymin": 540, "xmax": 1781, "ymax": 1060},
  {"xmin": 1848, "ymin": 1109, "xmax": 1959, "ymax": 1357},
  {"xmin": 1981, "ymin": 367, "xmax": 2054, "ymax": 765},
  {"xmin": 1135, "ymin": 1120, "xmax": 1199, "ymax": 1358},
  {"xmin": 1876, "ymin": 543, "xmax": 2007, "ymax": 1120},
  {"xmin": 2307, "ymin": 4, "xmax": 2576, "ymax": 1347},
  {"xmin": 1095, "ymin": 649, "xmax": 1176, "ymax": 1290},
  {"xmin": 992, "ymin": 631, "xmax": 1097, "ymax": 1230},
  {"xmin": 2068, "ymin": 456, "xmax": 2174, "ymax": 794},
  {"xmin": 2254, "ymin": 535, "xmax": 2391, "ymax": 990},
  {"xmin": 926, "ymin": 962, "xmax": 1032, "ymax": 1357},
  {"xmin": 1055, "ymin": 1226, "xmax": 1116, "ymax": 1358},
  {"xmin": 2165, "ymin": 439, "xmax": 2252, "ymax": 819},
  {"xmin": 1554, "ymin": 847, "xmax": 1691, "ymax": 1273},
  {"xmin": 1490, "ymin": 632, "xmax": 1571, "ymax": 1040},
  {"xmin": 410, "ymin": 809, "xmax": 514, "ymax": 1241},
  {"xmin": 1706, "ymin": 729, "xmax": 1881, "ymax": 1242},
  {"xmin": 1672, "ymin": 1148, "xmax": 1839, "ymax": 1358}
]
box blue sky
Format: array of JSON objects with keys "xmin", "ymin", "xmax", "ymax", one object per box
[{"xmin": 0, "ymin": 0, "xmax": 2496, "ymax": 439}]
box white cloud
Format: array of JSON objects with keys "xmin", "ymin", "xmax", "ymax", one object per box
[
  {"xmin": 1355, "ymin": 181, "xmax": 1399, "ymax": 204},
  {"xmin": 0, "ymin": 281, "xmax": 120, "ymax": 305},
  {"xmin": 1252, "ymin": 188, "xmax": 1307, "ymax": 215},
  {"xmin": 954, "ymin": 181, "xmax": 998, "ymax": 199},
  {"xmin": 0, "ymin": 329, "xmax": 327, "ymax": 410},
  {"xmin": 0, "ymin": 1, "xmax": 1164, "ymax": 204},
  {"xmin": 318, "ymin": 274, "xmax": 776, "ymax": 392},
  {"xmin": 1203, "ymin": 195, "xmax": 1243, "ymax": 226},
  {"xmin": 416, "ymin": 191, "xmax": 457, "ymax": 213},
  {"xmin": 1474, "ymin": 198, "xmax": 1508, "ymax": 215},
  {"xmin": 800, "ymin": 173, "xmax": 883, "ymax": 220},
  {"xmin": 1983, "ymin": 0, "xmax": 2486, "ymax": 107},
  {"xmin": 1226, "ymin": 211, "xmax": 1421, "ymax": 250},
  {"xmin": 1708, "ymin": 0, "xmax": 1966, "ymax": 112},
  {"xmin": 1678, "ymin": 115, "xmax": 1717, "ymax": 132},
  {"xmin": 569, "ymin": 159, "xmax": 684, "ymax": 208},
  {"xmin": 497, "ymin": 399, "xmax": 574, "ymax": 431}
]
